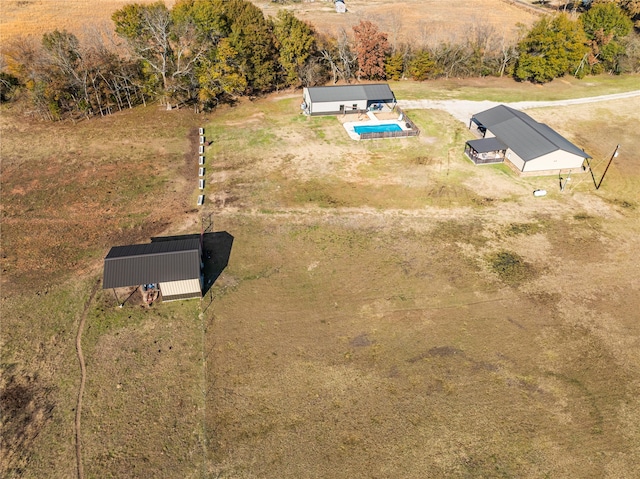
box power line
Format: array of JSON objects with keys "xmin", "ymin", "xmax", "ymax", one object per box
[{"xmin": 596, "ymin": 144, "xmax": 621, "ymax": 190}]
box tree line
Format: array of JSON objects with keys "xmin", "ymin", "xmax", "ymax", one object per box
[{"xmin": 1, "ymin": 0, "xmax": 638, "ymax": 120}]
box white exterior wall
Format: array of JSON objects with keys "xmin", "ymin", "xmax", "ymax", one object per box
[
  {"xmin": 483, "ymin": 130, "xmax": 496, "ymax": 139},
  {"xmin": 523, "ymin": 150, "xmax": 585, "ymax": 172},
  {"xmin": 505, "ymin": 149, "xmax": 526, "ymax": 171},
  {"xmin": 159, "ymin": 278, "xmax": 201, "ymax": 300},
  {"xmin": 303, "ymin": 88, "xmax": 369, "ymax": 115},
  {"xmin": 311, "ymin": 100, "xmax": 367, "ymax": 115},
  {"xmin": 302, "ymin": 88, "xmax": 311, "ymax": 112}
]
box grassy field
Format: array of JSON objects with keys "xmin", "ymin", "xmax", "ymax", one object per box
[
  {"xmin": 390, "ymin": 75, "xmax": 640, "ymax": 101},
  {"xmin": 2, "ymin": 72, "xmax": 640, "ymax": 478}
]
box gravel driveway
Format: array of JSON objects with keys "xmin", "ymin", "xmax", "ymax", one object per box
[{"xmin": 397, "ymin": 90, "xmax": 640, "ymax": 125}]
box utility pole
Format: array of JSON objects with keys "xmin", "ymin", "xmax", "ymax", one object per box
[
  {"xmin": 560, "ymin": 171, "xmax": 571, "ymax": 192},
  {"xmin": 596, "ymin": 144, "xmax": 620, "ymax": 190}
]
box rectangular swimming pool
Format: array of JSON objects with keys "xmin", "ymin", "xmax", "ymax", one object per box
[{"xmin": 354, "ymin": 123, "xmax": 403, "ymax": 134}]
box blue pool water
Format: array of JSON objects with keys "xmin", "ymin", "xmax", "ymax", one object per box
[{"xmin": 354, "ymin": 123, "xmax": 402, "ymax": 134}]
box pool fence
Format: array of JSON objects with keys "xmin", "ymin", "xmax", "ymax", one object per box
[{"xmin": 359, "ymin": 107, "xmax": 420, "ymax": 140}]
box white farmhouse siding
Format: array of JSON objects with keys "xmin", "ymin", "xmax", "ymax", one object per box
[
  {"xmin": 469, "ymin": 105, "xmax": 590, "ymax": 175},
  {"xmin": 505, "ymin": 149, "xmax": 526, "ymax": 171},
  {"xmin": 159, "ymin": 278, "xmax": 202, "ymax": 301},
  {"xmin": 302, "ymin": 84, "xmax": 395, "ymax": 116},
  {"xmin": 523, "ymin": 150, "xmax": 582, "ymax": 172}
]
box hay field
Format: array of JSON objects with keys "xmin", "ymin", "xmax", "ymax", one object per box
[
  {"xmin": 0, "ymin": 0, "xmax": 176, "ymax": 42},
  {"xmin": 253, "ymin": 0, "xmax": 540, "ymax": 46},
  {"xmin": 0, "ymin": 0, "xmax": 538, "ymax": 45},
  {"xmin": 3, "ymin": 74, "xmax": 640, "ymax": 477}
]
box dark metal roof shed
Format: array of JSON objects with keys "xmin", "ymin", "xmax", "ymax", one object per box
[
  {"xmin": 473, "ymin": 105, "xmax": 591, "ymax": 161},
  {"xmin": 103, "ymin": 238, "xmax": 201, "ymax": 289},
  {"xmin": 306, "ymin": 84, "xmax": 395, "ymax": 103}
]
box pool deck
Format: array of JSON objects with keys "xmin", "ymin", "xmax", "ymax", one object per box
[{"xmin": 343, "ymin": 111, "xmax": 411, "ymax": 140}]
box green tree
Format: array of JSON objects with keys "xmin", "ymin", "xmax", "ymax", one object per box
[
  {"xmin": 582, "ymin": 1, "xmax": 633, "ymax": 73},
  {"xmin": 3, "ymin": 30, "xmax": 149, "ymax": 119},
  {"xmin": 385, "ymin": 51, "xmax": 404, "ymax": 80},
  {"xmin": 172, "ymin": 0, "xmax": 230, "ymax": 42},
  {"xmin": 407, "ymin": 50, "xmax": 437, "ymax": 81},
  {"xmin": 226, "ymin": 0, "xmax": 278, "ymax": 92},
  {"xmin": 514, "ymin": 13, "xmax": 589, "ymax": 83},
  {"xmin": 273, "ymin": 10, "xmax": 317, "ymax": 87},
  {"xmin": 197, "ymin": 38, "xmax": 247, "ymax": 108},
  {"xmin": 112, "ymin": 2, "xmax": 174, "ymax": 96},
  {"xmin": 352, "ymin": 20, "xmax": 389, "ymax": 80},
  {"xmin": 171, "ymin": 0, "xmax": 231, "ymax": 108},
  {"xmin": 41, "ymin": 30, "xmax": 86, "ymax": 116},
  {"xmin": 591, "ymin": 0, "xmax": 640, "ymax": 29},
  {"xmin": 113, "ymin": 1, "xmax": 212, "ymax": 107}
]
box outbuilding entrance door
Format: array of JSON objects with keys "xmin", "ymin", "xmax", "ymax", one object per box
[{"xmin": 339, "ymin": 105, "xmax": 345, "ymax": 114}]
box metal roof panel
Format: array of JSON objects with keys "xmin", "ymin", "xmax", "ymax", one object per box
[
  {"xmin": 466, "ymin": 137, "xmax": 507, "ymax": 153},
  {"xmin": 306, "ymin": 84, "xmax": 395, "ymax": 103},
  {"xmin": 103, "ymin": 238, "xmax": 201, "ymax": 289},
  {"xmin": 472, "ymin": 105, "xmax": 591, "ymax": 161}
]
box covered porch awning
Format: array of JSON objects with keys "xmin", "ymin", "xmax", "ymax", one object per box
[
  {"xmin": 466, "ymin": 137, "xmax": 507, "ymax": 153},
  {"xmin": 465, "ymin": 137, "xmax": 507, "ymax": 165}
]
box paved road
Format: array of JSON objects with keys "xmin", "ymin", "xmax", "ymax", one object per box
[{"xmin": 397, "ymin": 90, "xmax": 640, "ymax": 125}]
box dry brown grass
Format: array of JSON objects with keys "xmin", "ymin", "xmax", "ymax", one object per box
[
  {"xmin": 197, "ymin": 92, "xmax": 640, "ymax": 477},
  {"xmin": 1, "ymin": 3, "xmax": 640, "ymax": 475},
  {"xmin": 253, "ymin": 0, "xmax": 539, "ymax": 45},
  {"xmin": 205, "ymin": 207, "xmax": 640, "ymax": 477},
  {"xmin": 0, "ymin": 103, "xmax": 205, "ymax": 478},
  {"xmin": 530, "ymin": 98, "xmax": 640, "ymax": 205},
  {"xmin": 0, "ymin": 104, "xmax": 202, "ymax": 295},
  {"xmin": 0, "ymin": 0, "xmax": 176, "ymax": 42},
  {"xmin": 0, "ymin": 0, "xmax": 538, "ymax": 45},
  {"xmin": 3, "ymin": 85, "xmax": 640, "ymax": 477}
]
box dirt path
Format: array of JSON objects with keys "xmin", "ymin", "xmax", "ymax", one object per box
[
  {"xmin": 75, "ymin": 281, "xmax": 101, "ymax": 479},
  {"xmin": 501, "ymin": 0, "xmax": 549, "ymax": 15},
  {"xmin": 397, "ymin": 90, "xmax": 640, "ymax": 124},
  {"xmin": 212, "ymin": 197, "xmax": 599, "ymax": 226}
]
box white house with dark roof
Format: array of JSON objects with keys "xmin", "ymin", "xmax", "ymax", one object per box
[
  {"xmin": 466, "ymin": 105, "xmax": 591, "ymax": 175},
  {"xmin": 103, "ymin": 237, "xmax": 202, "ymax": 302},
  {"xmin": 302, "ymin": 84, "xmax": 396, "ymax": 116}
]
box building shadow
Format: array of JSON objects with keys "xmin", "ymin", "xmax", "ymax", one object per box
[
  {"xmin": 151, "ymin": 231, "xmax": 233, "ymax": 297},
  {"xmin": 202, "ymin": 231, "xmax": 234, "ymax": 296}
]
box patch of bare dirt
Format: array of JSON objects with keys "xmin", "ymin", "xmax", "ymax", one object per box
[{"xmin": 0, "ymin": 370, "xmax": 55, "ymax": 476}]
